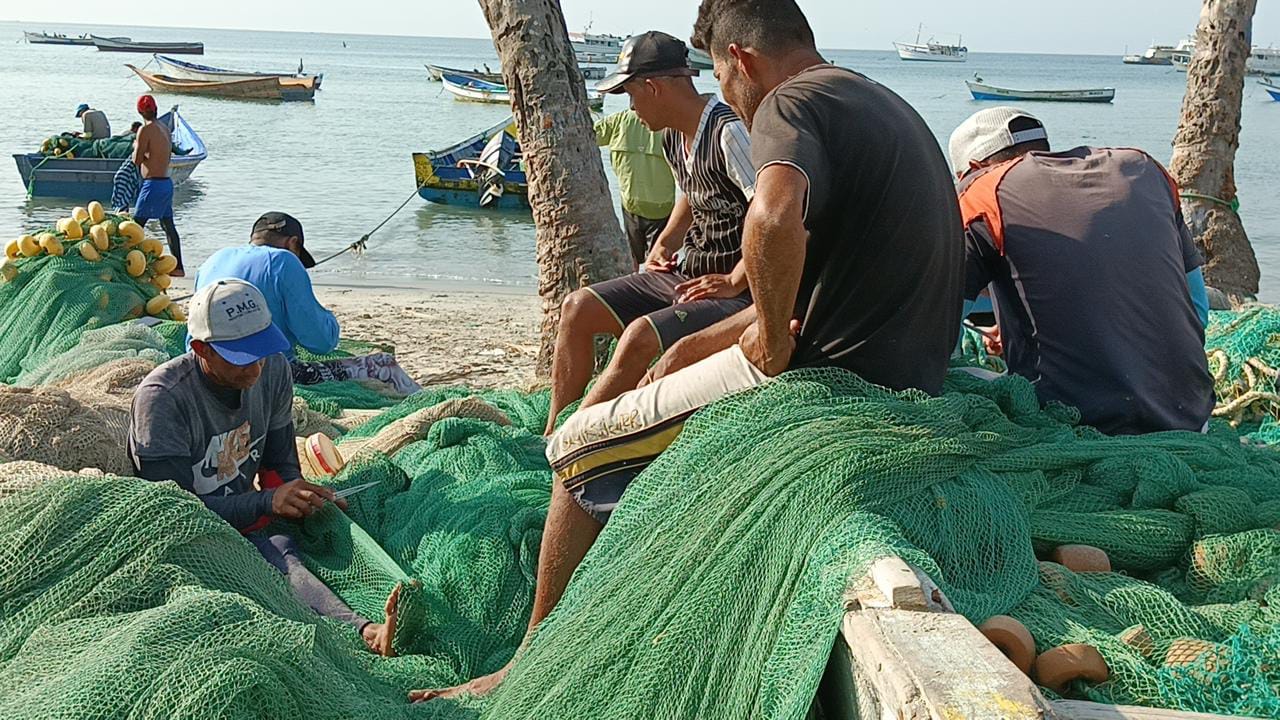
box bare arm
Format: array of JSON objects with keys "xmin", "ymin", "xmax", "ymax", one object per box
[
  {"xmin": 131, "ymin": 132, "xmax": 144, "ymax": 166},
  {"xmin": 738, "ymin": 164, "xmax": 809, "ymax": 375},
  {"xmin": 640, "ymin": 306, "xmax": 757, "ymax": 386},
  {"xmin": 644, "ymin": 193, "xmax": 693, "ymax": 271}
]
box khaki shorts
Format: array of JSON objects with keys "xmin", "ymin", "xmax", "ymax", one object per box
[{"xmin": 546, "ymin": 345, "xmax": 769, "ymax": 522}]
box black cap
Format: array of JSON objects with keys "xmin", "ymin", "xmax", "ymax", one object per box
[
  {"xmin": 252, "ymin": 212, "xmax": 315, "ymax": 268},
  {"xmin": 596, "ymin": 31, "xmax": 699, "ymax": 94}
]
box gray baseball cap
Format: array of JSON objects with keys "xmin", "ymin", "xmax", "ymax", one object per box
[{"xmin": 188, "ymin": 279, "xmax": 290, "ymax": 365}]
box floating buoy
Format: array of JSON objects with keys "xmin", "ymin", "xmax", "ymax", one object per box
[
  {"xmin": 979, "ymin": 615, "xmax": 1036, "ymax": 675},
  {"xmin": 1051, "ymin": 544, "xmax": 1112, "ymax": 573},
  {"xmin": 1034, "ymin": 643, "xmax": 1109, "ymax": 694}
]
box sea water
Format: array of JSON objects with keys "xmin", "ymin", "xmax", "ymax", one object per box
[{"xmin": 1, "ymin": 22, "xmax": 1277, "ymax": 297}]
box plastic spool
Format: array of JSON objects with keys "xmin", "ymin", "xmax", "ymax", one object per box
[
  {"xmin": 298, "ymin": 433, "xmax": 345, "ymax": 478},
  {"xmin": 978, "ymin": 615, "xmax": 1036, "ymax": 675},
  {"xmin": 1050, "ymin": 544, "xmax": 1112, "ymax": 573},
  {"xmin": 1034, "ymin": 643, "xmax": 1109, "ymax": 694}
]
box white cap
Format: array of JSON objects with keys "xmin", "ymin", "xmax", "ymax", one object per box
[
  {"xmin": 188, "ymin": 279, "xmax": 289, "ymax": 365},
  {"xmin": 948, "ymin": 107, "xmax": 1048, "ymax": 178}
]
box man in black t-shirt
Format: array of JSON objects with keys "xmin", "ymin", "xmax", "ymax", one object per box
[{"xmin": 408, "ymin": 0, "xmax": 962, "ymax": 703}]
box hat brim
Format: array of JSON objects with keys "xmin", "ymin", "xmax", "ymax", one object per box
[
  {"xmin": 596, "ymin": 67, "xmax": 699, "ymax": 94},
  {"xmin": 207, "ymin": 323, "xmax": 290, "ymax": 366},
  {"xmin": 297, "ymin": 245, "xmax": 316, "ymax": 269}
]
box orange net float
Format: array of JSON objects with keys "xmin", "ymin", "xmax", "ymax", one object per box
[
  {"xmin": 1034, "ymin": 643, "xmax": 1109, "ymax": 695},
  {"xmin": 978, "ymin": 615, "xmax": 1036, "ymax": 675},
  {"xmin": 1050, "ymin": 544, "xmax": 1112, "ymax": 573}
]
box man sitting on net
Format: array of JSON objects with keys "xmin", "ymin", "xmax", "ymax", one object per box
[
  {"xmin": 542, "ymin": 30, "xmax": 755, "ymax": 435},
  {"xmin": 129, "ymin": 280, "xmax": 402, "ymax": 655},
  {"xmin": 949, "ymin": 107, "xmax": 1214, "ymax": 434},
  {"xmin": 193, "ymin": 212, "xmax": 420, "ymax": 396}
]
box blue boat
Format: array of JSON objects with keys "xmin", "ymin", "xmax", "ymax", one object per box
[
  {"xmin": 1262, "ymin": 80, "xmax": 1280, "ymax": 101},
  {"xmin": 412, "ymin": 118, "xmax": 530, "ymax": 211},
  {"xmin": 13, "ymin": 107, "xmax": 207, "ymax": 201}
]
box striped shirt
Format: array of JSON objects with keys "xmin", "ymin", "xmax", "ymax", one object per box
[{"xmin": 663, "ymin": 98, "xmax": 754, "ymax": 277}]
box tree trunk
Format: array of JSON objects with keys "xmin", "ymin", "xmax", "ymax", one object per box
[
  {"xmin": 1169, "ymin": 0, "xmax": 1259, "ymax": 300},
  {"xmin": 477, "ymin": 0, "xmax": 631, "ymax": 378}
]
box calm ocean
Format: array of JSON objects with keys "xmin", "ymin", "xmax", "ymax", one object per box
[{"xmin": 2, "ymin": 22, "xmax": 1278, "ymax": 297}]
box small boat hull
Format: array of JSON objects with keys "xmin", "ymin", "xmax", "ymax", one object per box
[
  {"xmin": 441, "ymin": 72, "xmax": 603, "ymax": 109},
  {"xmin": 1262, "ymin": 82, "xmax": 1280, "ymax": 101},
  {"xmin": 426, "ymin": 64, "xmax": 503, "ymax": 84},
  {"xmin": 25, "ymin": 32, "xmax": 129, "ymax": 46},
  {"xmin": 129, "ymin": 65, "xmax": 315, "ymax": 101},
  {"xmin": 93, "ymin": 35, "xmax": 204, "ymax": 54},
  {"xmin": 894, "ymin": 42, "xmax": 967, "ymax": 62},
  {"xmin": 412, "ymin": 118, "xmax": 531, "ymax": 212},
  {"xmin": 966, "ymin": 81, "xmax": 1115, "ymax": 103},
  {"xmin": 14, "ymin": 110, "xmax": 206, "ymax": 200},
  {"xmin": 154, "ymin": 54, "xmax": 321, "ymax": 90}
]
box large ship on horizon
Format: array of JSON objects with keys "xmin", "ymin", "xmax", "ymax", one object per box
[{"xmin": 893, "ymin": 24, "xmax": 967, "ymax": 63}]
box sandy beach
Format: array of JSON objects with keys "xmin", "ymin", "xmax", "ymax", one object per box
[{"xmin": 172, "ymin": 277, "xmax": 542, "ymax": 390}]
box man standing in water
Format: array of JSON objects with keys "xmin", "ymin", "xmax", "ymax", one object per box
[{"xmin": 132, "ymin": 94, "xmax": 185, "ymax": 276}]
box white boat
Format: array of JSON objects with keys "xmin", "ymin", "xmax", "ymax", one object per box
[
  {"xmin": 894, "ymin": 24, "xmax": 967, "ymax": 63},
  {"xmin": 1171, "ymin": 38, "xmax": 1280, "ymax": 75},
  {"xmin": 569, "ymin": 29, "xmax": 623, "ymax": 65},
  {"xmin": 153, "ymin": 54, "xmax": 323, "ymax": 89},
  {"xmin": 441, "ymin": 72, "xmax": 604, "ymax": 110},
  {"xmin": 966, "ymin": 79, "xmax": 1115, "ymax": 104},
  {"xmin": 1168, "ymin": 37, "xmax": 1196, "ymax": 71},
  {"xmin": 1123, "ymin": 42, "xmax": 1176, "ymax": 66}
]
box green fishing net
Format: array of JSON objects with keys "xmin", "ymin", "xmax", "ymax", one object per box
[
  {"xmin": 37, "ymin": 133, "xmax": 135, "ymax": 159},
  {"xmin": 2, "ymin": 367, "xmax": 1279, "ymax": 718},
  {"xmin": 1205, "ymin": 305, "xmax": 1280, "ymax": 442}
]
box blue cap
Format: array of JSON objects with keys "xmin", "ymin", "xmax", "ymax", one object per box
[
  {"xmin": 188, "ymin": 279, "xmax": 292, "ymax": 366},
  {"xmin": 208, "ymin": 324, "xmax": 291, "ymax": 366},
  {"xmin": 75, "ymin": 103, "xmax": 90, "ymax": 117}
]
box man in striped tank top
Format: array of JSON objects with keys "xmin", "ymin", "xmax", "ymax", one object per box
[{"xmin": 541, "ymin": 31, "xmax": 757, "ymax": 435}]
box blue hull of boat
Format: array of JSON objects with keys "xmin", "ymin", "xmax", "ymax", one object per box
[
  {"xmin": 417, "ymin": 186, "xmax": 530, "ymax": 210},
  {"xmin": 412, "ymin": 117, "xmax": 531, "ymax": 211},
  {"xmin": 1266, "ymin": 86, "xmax": 1280, "ymax": 101},
  {"xmin": 969, "ymin": 90, "xmax": 1114, "ymax": 103}
]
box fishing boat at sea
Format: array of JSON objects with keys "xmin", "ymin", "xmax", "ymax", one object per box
[
  {"xmin": 426, "ymin": 64, "xmax": 503, "ymax": 83},
  {"xmin": 412, "ymin": 117, "xmax": 530, "ymax": 211},
  {"xmin": 153, "ymin": 54, "xmax": 322, "ymax": 89},
  {"xmin": 441, "ymin": 72, "xmax": 604, "ymax": 110},
  {"xmin": 894, "ymin": 24, "xmax": 967, "ymax": 62},
  {"xmin": 1173, "ymin": 40, "xmax": 1280, "ymax": 75},
  {"xmin": 127, "ymin": 64, "xmax": 315, "ymax": 101},
  {"xmin": 92, "ymin": 35, "xmax": 203, "ymax": 54},
  {"xmin": 1122, "ymin": 42, "xmax": 1176, "ymax": 66},
  {"xmin": 24, "ymin": 31, "xmax": 129, "ymax": 46},
  {"xmin": 13, "ymin": 107, "xmax": 207, "ymax": 201},
  {"xmin": 569, "ymin": 29, "xmax": 623, "ymax": 65},
  {"xmin": 966, "ymin": 78, "xmax": 1115, "ymax": 103}
]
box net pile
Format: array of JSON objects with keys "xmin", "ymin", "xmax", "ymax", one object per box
[
  {"xmin": 37, "ymin": 133, "xmax": 135, "ymax": 160},
  {"xmin": 1206, "ymin": 305, "xmax": 1280, "ymax": 442},
  {"xmin": 0, "ymin": 368, "xmax": 1278, "ymax": 718}
]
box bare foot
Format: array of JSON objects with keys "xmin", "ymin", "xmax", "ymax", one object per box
[
  {"xmin": 361, "ymin": 583, "xmax": 401, "ymax": 656},
  {"xmin": 170, "ymin": 267, "xmax": 186, "ymax": 278},
  {"xmin": 408, "ymin": 663, "xmax": 512, "ymax": 703}
]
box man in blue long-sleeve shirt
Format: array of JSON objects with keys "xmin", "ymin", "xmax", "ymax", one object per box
[
  {"xmin": 194, "ymin": 212, "xmax": 419, "ymax": 395},
  {"xmin": 131, "ymin": 280, "xmax": 402, "ymax": 654}
]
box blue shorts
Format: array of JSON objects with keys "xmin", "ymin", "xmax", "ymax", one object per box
[{"xmin": 133, "ymin": 177, "xmax": 174, "ymax": 220}]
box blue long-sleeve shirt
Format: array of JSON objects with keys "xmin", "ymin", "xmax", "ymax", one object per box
[{"xmin": 192, "ymin": 245, "xmax": 340, "ymax": 358}]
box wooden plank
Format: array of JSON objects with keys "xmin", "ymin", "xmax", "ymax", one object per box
[
  {"xmin": 1053, "ymin": 700, "xmax": 1260, "ymax": 720},
  {"xmin": 838, "ymin": 609, "xmax": 1055, "ymax": 719},
  {"xmin": 870, "ymin": 556, "xmax": 930, "ymax": 611}
]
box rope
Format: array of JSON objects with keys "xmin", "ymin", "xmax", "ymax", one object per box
[
  {"xmin": 24, "ymin": 155, "xmax": 54, "ymax": 200},
  {"xmin": 1180, "ymin": 191, "xmax": 1241, "ymax": 215}
]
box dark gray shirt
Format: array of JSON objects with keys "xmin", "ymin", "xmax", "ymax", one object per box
[
  {"xmin": 128, "ymin": 353, "xmax": 300, "ymax": 529},
  {"xmin": 81, "ymin": 109, "xmax": 111, "ymax": 139}
]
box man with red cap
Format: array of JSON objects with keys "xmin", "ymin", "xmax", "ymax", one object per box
[{"xmin": 132, "ymin": 94, "xmax": 185, "ymax": 276}]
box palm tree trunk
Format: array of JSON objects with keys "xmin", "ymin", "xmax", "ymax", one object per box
[
  {"xmin": 1169, "ymin": 0, "xmax": 1259, "ymax": 300},
  {"xmin": 477, "ymin": 0, "xmax": 631, "ymax": 377}
]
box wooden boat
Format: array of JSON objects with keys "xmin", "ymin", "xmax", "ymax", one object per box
[
  {"xmin": 24, "ymin": 31, "xmax": 129, "ymax": 46},
  {"xmin": 127, "ymin": 64, "xmax": 316, "ymax": 102},
  {"xmin": 426, "ymin": 64, "xmax": 503, "ymax": 84},
  {"xmin": 13, "ymin": 107, "xmax": 207, "ymax": 201},
  {"xmin": 155, "ymin": 54, "xmax": 322, "ymax": 90},
  {"xmin": 413, "ymin": 117, "xmax": 530, "ymax": 211},
  {"xmin": 441, "ymin": 72, "xmax": 604, "ymax": 110},
  {"xmin": 1262, "ymin": 79, "xmax": 1280, "ymax": 101},
  {"xmin": 966, "ymin": 79, "xmax": 1115, "ymax": 103},
  {"xmin": 93, "ymin": 35, "xmax": 204, "ymax": 55}
]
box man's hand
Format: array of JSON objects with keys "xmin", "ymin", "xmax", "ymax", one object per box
[
  {"xmin": 639, "ymin": 336, "xmax": 701, "ymax": 387},
  {"xmin": 644, "ymin": 243, "xmax": 678, "ymax": 273},
  {"xmin": 271, "ymin": 479, "xmax": 348, "ymax": 519},
  {"xmin": 979, "ymin": 325, "xmax": 1003, "ymax": 357},
  {"xmin": 739, "ymin": 319, "xmax": 801, "ymax": 377},
  {"xmin": 674, "ymin": 274, "xmax": 742, "ymax": 303}
]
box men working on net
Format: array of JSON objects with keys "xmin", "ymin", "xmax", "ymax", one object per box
[
  {"xmin": 949, "ymin": 107, "xmax": 1214, "ymax": 434},
  {"xmin": 193, "ymin": 212, "xmax": 420, "ymax": 396},
  {"xmin": 412, "ymin": 0, "xmax": 962, "ymax": 701},
  {"xmin": 132, "ymin": 94, "xmax": 185, "ymax": 276},
  {"xmin": 595, "ymin": 108, "xmax": 676, "ymax": 267},
  {"xmin": 129, "ymin": 280, "xmax": 402, "ymax": 655},
  {"xmin": 74, "ymin": 103, "xmax": 111, "ymax": 139},
  {"xmin": 542, "ymin": 30, "xmax": 756, "ymax": 435}
]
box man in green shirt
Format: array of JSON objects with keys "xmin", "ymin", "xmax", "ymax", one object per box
[{"xmin": 595, "ymin": 109, "xmax": 676, "ymax": 266}]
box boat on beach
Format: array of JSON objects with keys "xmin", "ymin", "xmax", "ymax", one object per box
[
  {"xmin": 966, "ymin": 78, "xmax": 1115, "ymax": 103},
  {"xmin": 894, "ymin": 24, "xmax": 967, "ymax": 62},
  {"xmin": 153, "ymin": 54, "xmax": 322, "ymax": 90},
  {"xmin": 412, "ymin": 117, "xmax": 530, "ymax": 211},
  {"xmin": 92, "ymin": 35, "xmax": 204, "ymax": 55},
  {"xmin": 13, "ymin": 107, "xmax": 207, "ymax": 201},
  {"xmin": 127, "ymin": 64, "xmax": 316, "ymax": 101},
  {"xmin": 24, "ymin": 31, "xmax": 129, "ymax": 46},
  {"xmin": 441, "ymin": 72, "xmax": 604, "ymax": 110}
]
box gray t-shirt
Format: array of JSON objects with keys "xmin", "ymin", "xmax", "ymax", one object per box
[
  {"xmin": 128, "ymin": 353, "xmax": 297, "ymax": 527},
  {"xmin": 81, "ymin": 109, "xmax": 111, "ymax": 139}
]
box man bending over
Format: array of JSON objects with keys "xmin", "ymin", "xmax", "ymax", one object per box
[
  {"xmin": 413, "ymin": 0, "xmax": 962, "ymax": 701},
  {"xmin": 130, "ymin": 280, "xmax": 401, "ymax": 655}
]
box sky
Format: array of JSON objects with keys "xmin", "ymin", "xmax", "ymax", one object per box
[{"xmin": 5, "ymin": 1, "xmax": 1279, "ymax": 56}]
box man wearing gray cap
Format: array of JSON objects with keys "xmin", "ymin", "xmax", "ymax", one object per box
[
  {"xmin": 949, "ymin": 107, "xmax": 1213, "ymax": 434},
  {"xmin": 129, "ymin": 279, "xmax": 403, "ymax": 655}
]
